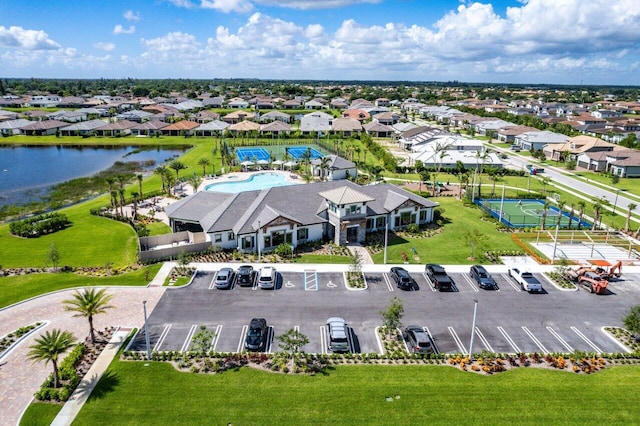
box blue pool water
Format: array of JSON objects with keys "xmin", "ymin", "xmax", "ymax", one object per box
[{"xmin": 204, "ymin": 172, "xmax": 298, "ymax": 193}]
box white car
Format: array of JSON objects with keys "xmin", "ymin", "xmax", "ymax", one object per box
[{"xmin": 258, "ymin": 266, "xmax": 276, "ymax": 289}]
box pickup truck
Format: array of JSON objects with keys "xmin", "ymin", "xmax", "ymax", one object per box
[
  {"xmin": 508, "ymin": 268, "xmax": 543, "ymax": 292},
  {"xmin": 425, "ymin": 264, "xmax": 454, "ymax": 291}
]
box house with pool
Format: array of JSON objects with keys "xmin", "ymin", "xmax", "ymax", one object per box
[{"xmin": 152, "ymin": 180, "xmax": 438, "ymax": 259}]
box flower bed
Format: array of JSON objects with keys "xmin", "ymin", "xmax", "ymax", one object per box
[{"xmin": 0, "ymin": 322, "xmax": 43, "ymax": 357}]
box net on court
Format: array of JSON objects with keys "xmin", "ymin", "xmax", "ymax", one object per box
[
  {"xmin": 286, "ymin": 146, "xmax": 324, "ymax": 160},
  {"xmin": 476, "ymin": 199, "xmax": 590, "ymax": 228},
  {"xmin": 236, "ymin": 147, "xmax": 270, "ymax": 162}
]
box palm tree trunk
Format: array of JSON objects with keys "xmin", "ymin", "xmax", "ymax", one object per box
[
  {"xmin": 89, "ymin": 316, "xmax": 95, "ymax": 343},
  {"xmin": 52, "ymin": 359, "xmax": 60, "ymax": 388}
]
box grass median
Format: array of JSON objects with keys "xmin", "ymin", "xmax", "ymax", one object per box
[
  {"xmin": 72, "ymin": 361, "xmax": 640, "ymax": 425},
  {"xmin": 0, "ymin": 263, "xmax": 161, "ymax": 309}
]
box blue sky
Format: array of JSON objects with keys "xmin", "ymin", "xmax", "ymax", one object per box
[{"xmin": 1, "ymin": 0, "xmax": 639, "ymax": 84}]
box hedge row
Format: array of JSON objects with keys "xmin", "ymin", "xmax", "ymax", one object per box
[{"xmin": 9, "ymin": 212, "xmax": 71, "ymax": 238}]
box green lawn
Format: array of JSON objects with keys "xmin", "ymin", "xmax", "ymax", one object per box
[
  {"xmin": 295, "ymin": 254, "xmax": 353, "ymax": 264},
  {"xmin": 20, "ymin": 402, "xmax": 63, "ymax": 426},
  {"xmin": 72, "ymin": 362, "xmax": 640, "ymax": 425},
  {"xmin": 372, "ymin": 197, "xmax": 521, "ymax": 264},
  {"xmin": 0, "ymin": 263, "xmax": 161, "ymax": 309}
]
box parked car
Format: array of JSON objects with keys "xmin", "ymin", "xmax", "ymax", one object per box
[
  {"xmin": 258, "ymin": 266, "xmax": 277, "ymax": 289},
  {"xmin": 326, "ymin": 317, "xmax": 349, "ymax": 353},
  {"xmin": 403, "ymin": 325, "xmax": 435, "ymax": 354},
  {"xmin": 244, "ymin": 318, "xmax": 268, "ymax": 351},
  {"xmin": 470, "ymin": 265, "xmax": 497, "ymax": 290},
  {"xmin": 425, "ymin": 263, "xmax": 453, "ymax": 291},
  {"xmin": 390, "ymin": 267, "xmax": 415, "ymax": 290},
  {"xmin": 214, "ymin": 267, "xmax": 235, "ymax": 290},
  {"xmin": 236, "ymin": 265, "xmax": 255, "ymax": 287}
]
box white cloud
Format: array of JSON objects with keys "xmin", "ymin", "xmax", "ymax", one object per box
[
  {"xmin": 199, "ymin": 0, "xmax": 254, "ymax": 13},
  {"xmin": 0, "ymin": 26, "xmax": 60, "ymax": 50},
  {"xmin": 124, "ymin": 10, "xmax": 141, "ymax": 21},
  {"xmin": 94, "ymin": 42, "xmax": 116, "ymax": 51},
  {"xmin": 254, "ymin": 0, "xmax": 382, "ymax": 9},
  {"xmin": 114, "ymin": 25, "xmax": 136, "ymax": 35}
]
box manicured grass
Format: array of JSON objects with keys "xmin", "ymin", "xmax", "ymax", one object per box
[
  {"xmin": 371, "ymin": 197, "xmax": 521, "ymax": 264},
  {"xmin": 145, "ymin": 221, "xmax": 171, "ymax": 236},
  {"xmin": 19, "ymin": 402, "xmax": 62, "ymax": 426},
  {"xmin": 295, "ymin": 254, "xmax": 353, "ymax": 264},
  {"xmin": 0, "ymin": 263, "xmax": 161, "ymax": 309},
  {"xmin": 73, "ymin": 362, "xmax": 640, "ymax": 425}
]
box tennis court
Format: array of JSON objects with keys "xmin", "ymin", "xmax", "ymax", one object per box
[
  {"xmin": 476, "ymin": 199, "xmax": 591, "ymax": 228},
  {"xmin": 286, "ymin": 146, "xmax": 324, "ymax": 160},
  {"xmin": 236, "ymin": 147, "xmax": 270, "ymax": 162}
]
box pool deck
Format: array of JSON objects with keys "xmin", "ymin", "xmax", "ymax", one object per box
[{"xmin": 199, "ymin": 170, "xmax": 302, "ymax": 191}]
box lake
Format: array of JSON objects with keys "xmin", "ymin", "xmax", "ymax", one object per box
[{"xmin": 0, "ymin": 145, "xmax": 188, "ymax": 207}]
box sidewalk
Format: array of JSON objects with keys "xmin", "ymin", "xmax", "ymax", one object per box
[
  {"xmin": 346, "ymin": 243, "xmax": 374, "ymax": 264},
  {"xmin": 148, "ymin": 261, "xmax": 176, "ymax": 287},
  {"xmin": 51, "ymin": 329, "xmax": 132, "ymax": 426}
]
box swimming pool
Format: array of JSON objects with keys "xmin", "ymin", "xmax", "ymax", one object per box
[{"xmin": 204, "ymin": 172, "xmax": 299, "ymax": 193}]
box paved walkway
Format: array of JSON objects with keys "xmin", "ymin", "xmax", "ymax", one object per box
[
  {"xmin": 51, "ymin": 329, "xmax": 132, "ymax": 426},
  {"xmin": 0, "ymin": 287, "xmax": 165, "ymax": 426},
  {"xmin": 346, "ymin": 243, "xmax": 374, "ymax": 264}
]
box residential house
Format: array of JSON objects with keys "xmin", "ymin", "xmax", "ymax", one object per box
[
  {"xmin": 311, "ymin": 155, "xmax": 357, "ymax": 181},
  {"xmin": 130, "ymin": 120, "xmax": 170, "ymax": 136},
  {"xmin": 496, "ymin": 125, "xmax": 538, "ymax": 143},
  {"xmin": 94, "ymin": 120, "xmax": 137, "ymax": 137},
  {"xmin": 608, "ymin": 150, "xmax": 640, "ymax": 177},
  {"xmin": 363, "ymin": 121, "xmax": 394, "ymax": 138},
  {"xmin": 20, "ymin": 120, "xmax": 68, "ymax": 136},
  {"xmin": 515, "ymin": 130, "xmax": 568, "ymax": 151},
  {"xmin": 259, "ymin": 120, "xmax": 290, "ymax": 135},
  {"xmin": 543, "ymin": 135, "xmax": 618, "ymax": 163},
  {"xmin": 0, "ymin": 119, "xmax": 31, "ymax": 135},
  {"xmin": 259, "ymin": 110, "xmax": 291, "ymax": 123},
  {"xmin": 331, "ymin": 117, "xmax": 362, "ymax": 137},
  {"xmin": 222, "ymin": 110, "xmax": 256, "ymax": 124},
  {"xmin": 59, "ymin": 119, "xmax": 108, "ymax": 136},
  {"xmin": 194, "ymin": 120, "xmax": 229, "ymax": 137},
  {"xmin": 372, "ymin": 111, "xmax": 400, "ymax": 126},
  {"xmin": 160, "ymin": 120, "xmax": 200, "ymax": 136},
  {"xmin": 299, "ymin": 112, "xmax": 333, "ymax": 135}
]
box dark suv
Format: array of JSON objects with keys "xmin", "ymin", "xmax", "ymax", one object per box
[
  {"xmin": 425, "ymin": 263, "xmax": 453, "ymax": 291},
  {"xmin": 236, "ymin": 265, "xmax": 255, "ymax": 287},
  {"xmin": 403, "ymin": 325, "xmax": 435, "ymax": 354},
  {"xmin": 244, "ymin": 318, "xmax": 269, "ymax": 352},
  {"xmin": 390, "ymin": 267, "xmax": 415, "ymax": 290},
  {"xmin": 470, "ymin": 265, "xmax": 497, "ymax": 290}
]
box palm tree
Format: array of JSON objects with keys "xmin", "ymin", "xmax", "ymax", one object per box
[
  {"xmin": 577, "ymin": 200, "xmax": 586, "ymax": 230},
  {"xmin": 118, "ymin": 188, "xmax": 126, "ymax": 217},
  {"xmin": 154, "ymin": 165, "xmax": 168, "ymax": 193},
  {"xmin": 625, "ymin": 203, "xmax": 637, "ymax": 233},
  {"xmin": 431, "ymin": 141, "xmax": 451, "ymax": 196},
  {"xmin": 105, "ymin": 177, "xmax": 116, "ymax": 197},
  {"xmin": 131, "ymin": 191, "xmax": 139, "ymax": 219},
  {"xmin": 63, "ymin": 288, "xmax": 114, "ymax": 344},
  {"xmin": 136, "ymin": 174, "xmax": 144, "ymax": 199},
  {"xmin": 169, "ymin": 160, "xmax": 186, "ymax": 180},
  {"xmin": 187, "ymin": 173, "xmax": 202, "ymax": 193},
  {"xmin": 540, "ymin": 176, "xmax": 551, "ymax": 196},
  {"xmin": 197, "ymin": 158, "xmax": 210, "ymax": 176},
  {"xmin": 556, "ymin": 199, "xmax": 566, "ymax": 228},
  {"xmin": 27, "ymin": 329, "xmax": 77, "ymax": 388},
  {"xmin": 540, "ymin": 200, "xmax": 551, "ymax": 231},
  {"xmin": 568, "ymin": 202, "xmax": 576, "ymax": 229},
  {"xmin": 110, "ymin": 190, "xmax": 120, "ymax": 216},
  {"xmin": 319, "ymin": 156, "xmax": 331, "ymax": 181},
  {"xmin": 592, "ymin": 200, "xmax": 603, "ymax": 230}
]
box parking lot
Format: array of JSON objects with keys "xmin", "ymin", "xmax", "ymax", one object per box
[{"xmin": 129, "ymin": 266, "xmax": 640, "ymax": 355}]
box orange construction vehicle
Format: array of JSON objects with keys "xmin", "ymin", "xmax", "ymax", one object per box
[{"xmin": 564, "ymin": 268, "xmax": 609, "ymax": 295}]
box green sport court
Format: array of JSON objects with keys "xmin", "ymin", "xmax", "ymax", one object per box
[{"xmin": 476, "ymin": 199, "xmax": 591, "ymax": 228}]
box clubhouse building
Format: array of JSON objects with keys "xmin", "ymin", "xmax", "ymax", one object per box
[{"xmin": 157, "ymin": 180, "xmax": 438, "ymax": 258}]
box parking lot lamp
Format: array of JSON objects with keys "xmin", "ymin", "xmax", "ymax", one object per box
[
  {"xmin": 257, "ymin": 221, "xmax": 261, "ymax": 262},
  {"xmin": 468, "ymin": 299, "xmax": 478, "ymax": 360},
  {"xmin": 613, "ymin": 189, "xmax": 620, "ymax": 214},
  {"xmin": 143, "ymin": 300, "xmax": 151, "ymax": 360},
  {"xmin": 383, "ymin": 219, "xmax": 388, "ymax": 264}
]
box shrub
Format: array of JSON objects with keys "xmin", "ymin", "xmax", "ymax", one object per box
[{"xmin": 9, "ymin": 212, "xmax": 71, "ymax": 238}]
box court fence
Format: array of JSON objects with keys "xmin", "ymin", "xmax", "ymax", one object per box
[{"xmin": 475, "ymin": 198, "xmax": 591, "ymax": 229}]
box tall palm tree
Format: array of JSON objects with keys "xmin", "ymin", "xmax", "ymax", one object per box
[
  {"xmin": 154, "ymin": 165, "xmax": 168, "ymax": 193},
  {"xmin": 118, "ymin": 188, "xmax": 126, "ymax": 217},
  {"xmin": 540, "ymin": 200, "xmax": 551, "ymax": 231},
  {"xmin": 319, "ymin": 156, "xmax": 331, "ymax": 181},
  {"xmin": 568, "ymin": 202, "xmax": 575, "ymax": 230},
  {"xmin": 136, "ymin": 174, "xmax": 144, "ymax": 199},
  {"xmin": 169, "ymin": 160, "xmax": 186, "ymax": 180},
  {"xmin": 110, "ymin": 190, "xmax": 120, "ymax": 216},
  {"xmin": 105, "ymin": 177, "xmax": 116, "ymax": 197},
  {"xmin": 556, "ymin": 199, "xmax": 566, "ymax": 228},
  {"xmin": 187, "ymin": 174, "xmax": 202, "ymax": 193},
  {"xmin": 592, "ymin": 200, "xmax": 603, "ymax": 231},
  {"xmin": 625, "ymin": 203, "xmax": 637, "ymax": 233},
  {"xmin": 131, "ymin": 191, "xmax": 139, "ymax": 219},
  {"xmin": 63, "ymin": 288, "xmax": 114, "ymax": 344},
  {"xmin": 577, "ymin": 200, "xmax": 586, "ymax": 230},
  {"xmin": 540, "ymin": 176, "xmax": 551, "ymax": 196},
  {"xmin": 27, "ymin": 329, "xmax": 77, "ymax": 388}
]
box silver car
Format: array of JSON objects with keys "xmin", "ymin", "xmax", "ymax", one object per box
[
  {"xmin": 214, "ymin": 267, "xmax": 235, "ymax": 289},
  {"xmin": 326, "ymin": 317, "xmax": 349, "ymax": 352}
]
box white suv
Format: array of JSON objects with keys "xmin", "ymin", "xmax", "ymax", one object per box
[{"xmin": 258, "ymin": 267, "xmax": 276, "ymax": 289}]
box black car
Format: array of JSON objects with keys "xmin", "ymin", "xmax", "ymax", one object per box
[
  {"xmin": 470, "ymin": 265, "xmax": 497, "ymax": 290},
  {"xmin": 389, "ymin": 267, "xmax": 415, "ymax": 290},
  {"xmin": 245, "ymin": 318, "xmax": 268, "ymax": 351},
  {"xmin": 403, "ymin": 325, "xmax": 435, "ymax": 354},
  {"xmin": 236, "ymin": 265, "xmax": 255, "ymax": 287},
  {"xmin": 214, "ymin": 267, "xmax": 235, "ymax": 290}
]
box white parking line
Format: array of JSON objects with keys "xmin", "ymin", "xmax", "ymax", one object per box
[
  {"xmin": 423, "ymin": 327, "xmax": 440, "ymax": 354},
  {"xmin": 305, "ymin": 270, "xmax": 318, "ymax": 291},
  {"xmin": 422, "ymin": 273, "xmax": 437, "ymax": 292},
  {"xmin": 382, "ymin": 273, "xmax": 394, "ymax": 291},
  {"xmin": 319, "ymin": 326, "xmax": 327, "ymax": 355},
  {"xmin": 497, "ymin": 326, "xmax": 521, "ymax": 353},
  {"xmin": 237, "ymin": 325, "xmax": 248, "ymax": 353},
  {"xmin": 546, "ymin": 326, "xmax": 573, "ymax": 352},
  {"xmin": 267, "ymin": 326, "xmax": 275, "ymax": 353},
  {"xmin": 252, "ymin": 278, "xmax": 259, "ymax": 291},
  {"xmin": 474, "ymin": 327, "xmax": 494, "ymax": 352},
  {"xmin": 571, "ymin": 327, "xmax": 603, "ymax": 353},
  {"xmin": 448, "ymin": 326, "xmax": 467, "ymax": 355},
  {"xmin": 211, "ymin": 325, "xmax": 223, "ymax": 351},
  {"xmin": 208, "ymin": 272, "xmax": 218, "ymax": 290},
  {"xmin": 501, "ymin": 273, "xmax": 522, "ymax": 292},
  {"xmin": 181, "ymin": 324, "xmax": 198, "ymax": 352},
  {"xmin": 522, "ymin": 326, "xmax": 549, "ymax": 353},
  {"xmin": 462, "ymin": 274, "xmax": 480, "ymax": 292},
  {"xmin": 153, "ymin": 324, "xmax": 171, "ymax": 352}
]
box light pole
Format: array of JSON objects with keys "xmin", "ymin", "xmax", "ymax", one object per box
[
  {"xmin": 383, "ymin": 218, "xmax": 389, "ymax": 264},
  {"xmin": 551, "ymin": 223, "xmax": 560, "ymax": 264},
  {"xmin": 613, "ymin": 189, "xmax": 620, "ymax": 214},
  {"xmin": 468, "ymin": 300, "xmax": 478, "ymax": 359},
  {"xmin": 143, "ymin": 300, "xmax": 151, "ymax": 360},
  {"xmin": 257, "ymin": 221, "xmax": 261, "ymax": 262}
]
